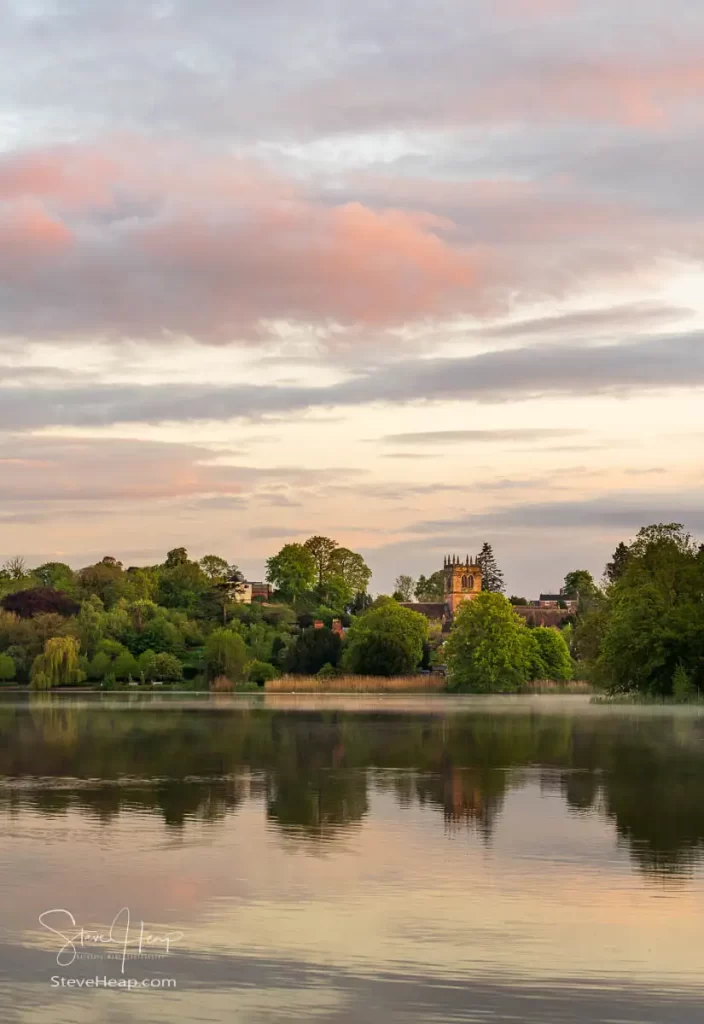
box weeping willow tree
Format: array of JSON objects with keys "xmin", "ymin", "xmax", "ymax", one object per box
[{"xmin": 30, "ymin": 637, "xmax": 85, "ymax": 690}]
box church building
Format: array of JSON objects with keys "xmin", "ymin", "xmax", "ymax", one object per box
[{"xmin": 401, "ymin": 554, "xmax": 483, "ymax": 629}]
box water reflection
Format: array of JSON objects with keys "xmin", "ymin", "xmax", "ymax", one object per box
[{"xmin": 1, "ymin": 694, "xmax": 704, "ymax": 876}]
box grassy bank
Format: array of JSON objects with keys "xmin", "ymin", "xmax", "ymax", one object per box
[{"xmin": 592, "ymin": 693, "xmax": 704, "ymax": 705}]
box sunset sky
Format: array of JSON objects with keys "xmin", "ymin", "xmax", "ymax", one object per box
[{"xmin": 1, "ymin": 0, "xmax": 703, "ymax": 596}]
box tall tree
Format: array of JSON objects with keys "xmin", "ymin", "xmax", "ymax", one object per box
[
  {"xmin": 394, "ymin": 575, "xmax": 416, "ymax": 601},
  {"xmin": 477, "ymin": 543, "xmax": 505, "ymax": 593},
  {"xmin": 415, "ymin": 571, "xmax": 445, "ymax": 601},
  {"xmin": 604, "ymin": 542, "xmax": 631, "ymax": 584},
  {"xmin": 266, "ymin": 544, "xmax": 316, "ymax": 605},
  {"xmin": 342, "ymin": 603, "xmax": 428, "ymax": 676},
  {"xmin": 30, "ymin": 636, "xmax": 85, "ymax": 689},
  {"xmin": 199, "ymin": 555, "xmax": 230, "ymax": 582},
  {"xmin": 445, "ymin": 593, "xmax": 530, "ymax": 692},
  {"xmin": 304, "ymin": 536, "xmax": 339, "ymax": 589},
  {"xmin": 327, "ymin": 548, "xmax": 371, "ymax": 605},
  {"xmin": 563, "ymin": 570, "xmax": 598, "ymax": 599}
]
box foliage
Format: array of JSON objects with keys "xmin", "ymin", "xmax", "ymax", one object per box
[
  {"xmin": 33, "ymin": 562, "xmax": 77, "ymax": 593},
  {"xmin": 414, "ymin": 571, "xmax": 444, "ymax": 601},
  {"xmin": 343, "ymin": 602, "xmax": 428, "ymax": 677},
  {"xmin": 287, "ymin": 626, "xmax": 342, "ymax": 675},
  {"xmin": 316, "ymin": 662, "xmax": 341, "ymax": 680},
  {"xmin": 604, "ymin": 542, "xmax": 631, "ymax": 584},
  {"xmin": 266, "ymin": 543, "xmax": 316, "ymax": 605},
  {"xmin": 113, "ymin": 650, "xmax": 140, "ymax": 680},
  {"xmin": 589, "ymin": 524, "xmax": 704, "ymax": 696},
  {"xmin": 529, "ymin": 627, "xmax": 573, "ymax": 681},
  {"xmin": 30, "ymin": 636, "xmax": 85, "ymax": 689},
  {"xmin": 394, "ymin": 575, "xmax": 415, "ymax": 601},
  {"xmin": 152, "ymin": 653, "xmax": 183, "ymax": 681},
  {"xmin": 673, "ymin": 663, "xmax": 695, "ymax": 701},
  {"xmin": 247, "ymin": 660, "xmax": 280, "ymax": 685},
  {"xmin": 0, "ymin": 652, "xmax": 15, "ymax": 681},
  {"xmin": 1, "ymin": 588, "xmax": 80, "ymax": 619},
  {"xmin": 477, "ymin": 542, "xmax": 505, "ymax": 593},
  {"xmin": 509, "ymin": 596, "xmax": 528, "ymax": 606},
  {"xmin": 88, "ymin": 652, "xmax": 112, "ymax": 681},
  {"xmin": 445, "ymin": 593, "xmax": 531, "ymax": 692},
  {"xmin": 563, "ymin": 570, "xmax": 598, "ymax": 601},
  {"xmin": 204, "ymin": 629, "xmax": 248, "ymax": 683}
]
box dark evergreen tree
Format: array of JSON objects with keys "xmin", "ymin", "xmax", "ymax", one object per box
[
  {"xmin": 604, "ymin": 541, "xmax": 631, "ymax": 584},
  {"xmin": 477, "ymin": 542, "xmax": 504, "ymax": 593}
]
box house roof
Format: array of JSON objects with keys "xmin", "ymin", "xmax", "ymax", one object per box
[
  {"xmin": 400, "ymin": 601, "xmax": 447, "ymax": 620},
  {"xmin": 514, "ymin": 607, "xmax": 572, "ymax": 628}
]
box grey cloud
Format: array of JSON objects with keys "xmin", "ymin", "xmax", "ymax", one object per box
[
  {"xmin": 407, "ymin": 491, "xmax": 704, "ymax": 535},
  {"xmin": 471, "ymin": 303, "xmax": 693, "ymax": 341},
  {"xmin": 378, "ymin": 429, "xmax": 586, "ymax": 446},
  {"xmin": 2, "ymin": 330, "xmax": 703, "ymax": 429}
]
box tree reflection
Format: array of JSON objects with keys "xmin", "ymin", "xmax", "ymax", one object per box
[{"xmin": 1, "ymin": 698, "xmax": 704, "ymax": 876}]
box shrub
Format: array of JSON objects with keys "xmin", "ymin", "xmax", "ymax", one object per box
[
  {"xmin": 316, "ymin": 662, "xmax": 341, "ymax": 679},
  {"xmin": 342, "ymin": 602, "xmax": 428, "ymax": 677},
  {"xmin": 152, "ymin": 653, "xmax": 183, "ymax": 681},
  {"xmin": 0, "ymin": 653, "xmax": 16, "ymax": 682},
  {"xmin": 204, "ymin": 629, "xmax": 248, "ymax": 683},
  {"xmin": 247, "ymin": 660, "xmax": 280, "ymax": 686},
  {"xmin": 673, "ymin": 662, "xmax": 695, "ymax": 700},
  {"xmin": 1, "ymin": 588, "xmax": 80, "ymax": 619},
  {"xmin": 286, "ymin": 626, "xmax": 342, "ymax": 675},
  {"xmin": 529, "ymin": 627, "xmax": 573, "ymax": 681}
]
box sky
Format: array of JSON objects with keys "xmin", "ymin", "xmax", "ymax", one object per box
[{"xmin": 0, "ymin": 0, "xmax": 703, "ymax": 597}]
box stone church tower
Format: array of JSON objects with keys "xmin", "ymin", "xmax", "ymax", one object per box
[{"xmin": 444, "ymin": 554, "xmax": 482, "ymax": 616}]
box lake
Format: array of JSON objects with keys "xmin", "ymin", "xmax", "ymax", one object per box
[{"xmin": 1, "ymin": 693, "xmax": 703, "ymax": 1023}]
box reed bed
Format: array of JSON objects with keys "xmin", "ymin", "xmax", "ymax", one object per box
[
  {"xmin": 265, "ymin": 674, "xmax": 447, "ymax": 693},
  {"xmin": 521, "ymin": 678, "xmax": 594, "ymax": 694}
]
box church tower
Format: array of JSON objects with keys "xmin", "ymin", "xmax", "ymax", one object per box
[{"xmin": 444, "ymin": 554, "xmax": 482, "ymax": 616}]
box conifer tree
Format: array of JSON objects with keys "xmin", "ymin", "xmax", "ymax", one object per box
[{"xmin": 477, "ymin": 542, "xmax": 505, "ymax": 593}]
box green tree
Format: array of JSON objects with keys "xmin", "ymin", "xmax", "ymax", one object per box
[
  {"xmin": 530, "ymin": 627, "xmax": 573, "ymax": 681},
  {"xmin": 477, "ymin": 542, "xmax": 505, "ymax": 593},
  {"xmin": 88, "ymin": 651, "xmax": 112, "ymax": 681},
  {"xmin": 34, "ymin": 562, "xmax": 76, "ymax": 593},
  {"xmin": 343, "ymin": 602, "xmax": 428, "ymax": 676},
  {"xmin": 445, "ymin": 593, "xmax": 530, "ymax": 692},
  {"xmin": 138, "ymin": 649, "xmax": 158, "ymax": 682},
  {"xmin": 304, "ymin": 536, "xmax": 339, "ymax": 590},
  {"xmin": 287, "ymin": 626, "xmax": 342, "ymax": 674},
  {"xmin": 394, "ymin": 575, "xmax": 416, "ymax": 602},
  {"xmin": 157, "ymin": 560, "xmax": 209, "ymax": 613},
  {"xmin": 204, "ymin": 629, "xmax": 248, "ymax": 683},
  {"xmin": 266, "ymin": 544, "xmax": 316, "ymax": 605},
  {"xmin": 673, "ymin": 662, "xmax": 695, "ymax": 701},
  {"xmin": 604, "ymin": 542, "xmax": 631, "ymax": 584},
  {"xmin": 597, "ymin": 524, "xmax": 704, "ymax": 695},
  {"xmin": 199, "ymin": 555, "xmax": 230, "ymax": 582},
  {"xmin": 30, "ymin": 636, "xmax": 85, "ymax": 689},
  {"xmin": 327, "ymin": 548, "xmax": 371, "ymax": 602},
  {"xmin": 0, "ymin": 652, "xmax": 15, "ymax": 681},
  {"xmin": 77, "ymin": 557, "xmax": 127, "ymax": 607},
  {"xmin": 414, "ymin": 571, "xmax": 444, "ymax": 601},
  {"xmin": 165, "ymin": 547, "xmax": 189, "ymax": 567},
  {"xmin": 113, "ymin": 650, "xmax": 140, "ymax": 681},
  {"xmin": 563, "ymin": 570, "xmax": 598, "ymax": 600},
  {"xmin": 152, "ymin": 653, "xmax": 183, "ymax": 681}
]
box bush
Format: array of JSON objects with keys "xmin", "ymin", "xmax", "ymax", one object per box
[
  {"xmin": 1, "ymin": 588, "xmax": 80, "ymax": 619},
  {"xmin": 316, "ymin": 662, "xmax": 340, "ymax": 679},
  {"xmin": 152, "ymin": 653, "xmax": 183, "ymax": 681},
  {"xmin": 529, "ymin": 627, "xmax": 573, "ymax": 681},
  {"xmin": 113, "ymin": 650, "xmax": 140, "ymax": 681},
  {"xmin": 88, "ymin": 651, "xmax": 112, "ymax": 681},
  {"xmin": 287, "ymin": 626, "xmax": 342, "ymax": 674},
  {"xmin": 343, "ymin": 602, "xmax": 428, "ymax": 677},
  {"xmin": 0, "ymin": 652, "xmax": 16, "ymax": 682},
  {"xmin": 673, "ymin": 662, "xmax": 695, "ymax": 700},
  {"xmin": 204, "ymin": 629, "xmax": 248, "ymax": 683},
  {"xmin": 247, "ymin": 660, "xmax": 280, "ymax": 686}
]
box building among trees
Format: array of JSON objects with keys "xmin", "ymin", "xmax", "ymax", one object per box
[{"xmin": 401, "ymin": 555, "xmax": 483, "ymax": 629}]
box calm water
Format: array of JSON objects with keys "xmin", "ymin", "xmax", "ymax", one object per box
[{"xmin": 1, "ymin": 694, "xmax": 704, "ymax": 1023}]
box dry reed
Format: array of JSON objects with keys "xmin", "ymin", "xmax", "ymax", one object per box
[{"xmin": 265, "ymin": 674, "xmax": 446, "ymax": 693}]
